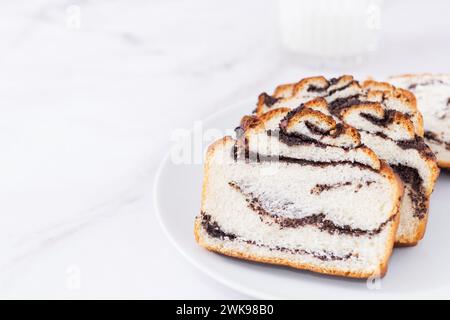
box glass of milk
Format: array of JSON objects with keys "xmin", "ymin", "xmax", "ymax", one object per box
[{"xmin": 277, "ymin": 0, "xmax": 384, "ymax": 66}]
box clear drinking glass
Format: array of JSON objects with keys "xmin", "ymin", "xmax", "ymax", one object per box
[{"xmin": 277, "ymin": 0, "xmax": 384, "ymax": 67}]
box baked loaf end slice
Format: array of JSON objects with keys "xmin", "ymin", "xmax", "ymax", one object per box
[
  {"xmin": 255, "ymin": 75, "xmax": 440, "ymax": 246},
  {"xmin": 389, "ymin": 74, "xmax": 450, "ymax": 168},
  {"xmin": 195, "ymin": 106, "xmax": 403, "ymax": 278}
]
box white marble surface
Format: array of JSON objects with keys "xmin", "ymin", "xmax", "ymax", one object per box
[{"xmin": 0, "ymin": 0, "xmax": 449, "ymax": 299}]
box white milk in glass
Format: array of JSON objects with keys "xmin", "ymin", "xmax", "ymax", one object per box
[{"xmin": 278, "ymin": 0, "xmax": 384, "ymax": 64}]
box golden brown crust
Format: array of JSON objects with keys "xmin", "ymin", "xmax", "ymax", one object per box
[
  {"xmin": 303, "ymin": 97, "xmax": 330, "ymax": 114},
  {"xmin": 362, "ymin": 79, "xmax": 395, "ymax": 92},
  {"xmin": 256, "ymin": 93, "xmax": 270, "ymax": 116},
  {"xmin": 256, "ymin": 76, "xmax": 356, "ymax": 116},
  {"xmin": 239, "ymin": 115, "xmax": 260, "ymax": 131},
  {"xmin": 292, "ymin": 76, "xmax": 329, "ymax": 96},
  {"xmin": 363, "ymin": 79, "xmax": 423, "ymax": 137},
  {"xmin": 258, "ymin": 107, "xmax": 290, "ymax": 124},
  {"xmin": 273, "ymin": 83, "xmax": 296, "ymax": 98},
  {"xmin": 242, "ymin": 108, "xmax": 290, "ymax": 134},
  {"xmin": 395, "ymin": 241, "xmax": 418, "ymax": 247},
  {"xmin": 437, "ymin": 159, "xmax": 450, "ymax": 168},
  {"xmin": 285, "ymin": 107, "xmax": 335, "ymax": 131},
  {"xmin": 340, "ymin": 103, "xmax": 416, "ymax": 140},
  {"xmin": 363, "ymin": 80, "xmax": 417, "ymax": 111},
  {"xmin": 284, "ymin": 107, "xmax": 362, "ymax": 146}
]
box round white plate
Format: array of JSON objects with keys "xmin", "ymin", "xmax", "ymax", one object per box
[{"xmin": 154, "ymin": 98, "xmax": 450, "ymax": 299}]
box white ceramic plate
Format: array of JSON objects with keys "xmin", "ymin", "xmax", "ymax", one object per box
[{"xmin": 154, "ymin": 98, "xmax": 450, "ymax": 299}]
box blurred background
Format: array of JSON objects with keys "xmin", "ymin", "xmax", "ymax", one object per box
[{"xmin": 0, "ymin": 0, "xmax": 449, "ymax": 299}]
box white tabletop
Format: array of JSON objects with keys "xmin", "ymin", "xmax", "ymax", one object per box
[{"xmin": 0, "ymin": 0, "xmax": 449, "ymax": 299}]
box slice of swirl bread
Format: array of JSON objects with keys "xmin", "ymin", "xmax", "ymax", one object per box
[
  {"xmin": 255, "ymin": 75, "xmax": 440, "ymax": 246},
  {"xmin": 389, "ymin": 74, "xmax": 450, "ymax": 168},
  {"xmin": 195, "ymin": 106, "xmax": 403, "ymax": 278}
]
